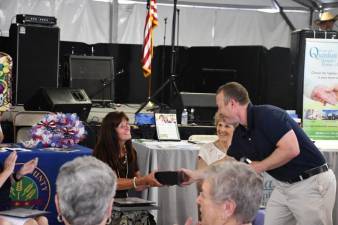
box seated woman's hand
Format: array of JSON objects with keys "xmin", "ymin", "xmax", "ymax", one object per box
[
  {"xmin": 135, "ymin": 184, "xmax": 148, "ymax": 192},
  {"xmin": 144, "ymin": 171, "xmax": 162, "ymax": 187},
  {"xmin": 17, "ymin": 158, "xmax": 38, "ymax": 179},
  {"xmin": 3, "ymin": 151, "xmax": 17, "ymax": 175}
]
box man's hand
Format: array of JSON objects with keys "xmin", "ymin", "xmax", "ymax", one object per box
[
  {"xmin": 180, "ymin": 168, "xmax": 204, "ymax": 186},
  {"xmin": 17, "ymin": 158, "xmax": 38, "ymax": 179},
  {"xmin": 249, "ymin": 161, "xmax": 266, "ymax": 174}
]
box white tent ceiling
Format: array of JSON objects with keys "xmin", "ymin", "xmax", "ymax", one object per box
[
  {"xmin": 123, "ymin": 0, "xmax": 338, "ymax": 10},
  {"xmin": 1, "ymin": 0, "xmax": 338, "ymax": 47}
]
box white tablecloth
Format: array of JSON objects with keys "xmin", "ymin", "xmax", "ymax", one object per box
[{"xmin": 133, "ymin": 140, "xmax": 200, "ymax": 225}]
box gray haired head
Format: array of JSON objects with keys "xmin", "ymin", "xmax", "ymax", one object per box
[
  {"xmin": 204, "ymin": 161, "xmax": 263, "ymax": 224},
  {"xmin": 56, "ymin": 156, "xmax": 117, "ymax": 225}
]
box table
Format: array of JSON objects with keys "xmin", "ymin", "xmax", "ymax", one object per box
[
  {"xmin": 133, "ymin": 140, "xmax": 200, "ymax": 225},
  {"xmin": 0, "ymin": 145, "xmax": 92, "ymax": 225},
  {"xmin": 134, "ymin": 139, "xmax": 338, "ymax": 225}
]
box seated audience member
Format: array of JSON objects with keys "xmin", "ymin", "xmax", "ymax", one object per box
[
  {"xmin": 185, "ymin": 161, "xmax": 263, "ymax": 225},
  {"xmin": 93, "ymin": 111, "xmax": 161, "ymax": 197},
  {"xmin": 0, "ymin": 151, "xmax": 48, "ymax": 225},
  {"xmin": 55, "ymin": 156, "xmax": 117, "ymax": 225},
  {"xmin": 197, "ymin": 112, "xmax": 235, "ymax": 170},
  {"xmin": 93, "ymin": 111, "xmax": 161, "ymax": 225}
]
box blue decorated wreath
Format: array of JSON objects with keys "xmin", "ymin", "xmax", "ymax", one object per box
[{"xmin": 30, "ymin": 113, "xmax": 86, "ymax": 148}]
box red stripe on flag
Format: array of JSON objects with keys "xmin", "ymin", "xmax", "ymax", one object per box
[{"xmin": 142, "ymin": 0, "xmax": 158, "ymax": 77}]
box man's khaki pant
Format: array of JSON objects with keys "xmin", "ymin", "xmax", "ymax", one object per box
[{"xmin": 265, "ymin": 169, "xmax": 336, "ymax": 225}]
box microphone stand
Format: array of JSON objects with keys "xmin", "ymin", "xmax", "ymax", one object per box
[
  {"xmin": 176, "ymin": 9, "xmax": 180, "ymax": 47},
  {"xmin": 89, "ymin": 78, "xmax": 114, "ymax": 108},
  {"xmin": 136, "ymin": 0, "xmax": 180, "ymax": 114},
  {"xmin": 160, "ymin": 17, "xmax": 168, "ymax": 103},
  {"xmin": 89, "ymin": 70, "xmax": 124, "ymax": 108}
]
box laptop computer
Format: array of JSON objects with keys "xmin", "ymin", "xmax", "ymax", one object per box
[
  {"xmin": 0, "ymin": 208, "xmax": 49, "ymax": 218},
  {"xmin": 114, "ymin": 197, "xmax": 156, "ymax": 207}
]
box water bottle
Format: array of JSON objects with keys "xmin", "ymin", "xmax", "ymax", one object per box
[
  {"xmin": 189, "ymin": 108, "xmax": 195, "ymax": 124},
  {"xmin": 181, "ymin": 108, "xmax": 188, "ymax": 125}
]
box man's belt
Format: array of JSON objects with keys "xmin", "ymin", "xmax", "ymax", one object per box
[{"xmin": 287, "ymin": 163, "xmax": 329, "ymax": 184}]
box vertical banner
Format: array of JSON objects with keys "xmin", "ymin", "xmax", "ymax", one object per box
[{"xmin": 303, "ymin": 38, "xmax": 338, "ymax": 140}]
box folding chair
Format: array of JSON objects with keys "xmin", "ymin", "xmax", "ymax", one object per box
[{"xmin": 13, "ymin": 111, "xmax": 52, "ymax": 143}]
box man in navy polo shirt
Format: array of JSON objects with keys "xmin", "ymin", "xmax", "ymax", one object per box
[{"xmin": 215, "ymin": 82, "xmax": 336, "ymax": 225}]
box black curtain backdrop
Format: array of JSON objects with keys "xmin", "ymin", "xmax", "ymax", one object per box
[
  {"xmin": 0, "ymin": 36, "xmax": 296, "ymax": 109},
  {"xmin": 266, "ymin": 47, "xmax": 296, "ymax": 110}
]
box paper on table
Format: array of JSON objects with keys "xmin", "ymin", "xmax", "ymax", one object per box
[
  {"xmin": 314, "ymin": 140, "xmax": 338, "ymax": 152},
  {"xmin": 1, "ymin": 147, "xmax": 31, "ymax": 152},
  {"xmin": 41, "ymin": 147, "xmax": 79, "ymax": 153},
  {"xmin": 141, "ymin": 140, "xmax": 200, "ymax": 150}
]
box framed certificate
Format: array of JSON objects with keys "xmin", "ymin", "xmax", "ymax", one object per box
[{"xmin": 155, "ymin": 113, "xmax": 180, "ymax": 141}]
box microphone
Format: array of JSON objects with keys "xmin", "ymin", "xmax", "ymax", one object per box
[
  {"xmin": 115, "ymin": 69, "xmax": 124, "ymax": 77},
  {"xmin": 240, "ymin": 157, "xmax": 252, "ymax": 164},
  {"xmin": 101, "ymin": 78, "xmax": 109, "ymax": 85}
]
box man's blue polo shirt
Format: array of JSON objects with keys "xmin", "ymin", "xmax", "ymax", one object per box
[{"xmin": 227, "ymin": 103, "xmax": 326, "ymax": 182}]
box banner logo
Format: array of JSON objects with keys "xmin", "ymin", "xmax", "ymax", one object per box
[
  {"xmin": 10, "ymin": 165, "xmax": 51, "ymax": 210},
  {"xmin": 309, "ymin": 46, "xmax": 338, "ymax": 66},
  {"xmin": 309, "ymin": 47, "xmax": 319, "ymax": 58}
]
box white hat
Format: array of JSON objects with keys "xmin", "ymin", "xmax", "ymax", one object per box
[{"xmin": 315, "ymin": 12, "xmax": 338, "ymax": 23}]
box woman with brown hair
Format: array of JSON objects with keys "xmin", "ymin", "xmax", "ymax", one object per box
[{"xmin": 93, "ymin": 111, "xmax": 161, "ymax": 198}]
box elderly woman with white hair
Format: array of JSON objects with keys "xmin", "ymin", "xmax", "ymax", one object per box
[
  {"xmin": 55, "ymin": 156, "xmax": 117, "ymax": 225},
  {"xmin": 184, "ymin": 161, "xmax": 263, "ymax": 225},
  {"xmin": 197, "ymin": 112, "xmax": 235, "ymax": 170}
]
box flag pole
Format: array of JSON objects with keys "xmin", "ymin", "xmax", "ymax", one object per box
[
  {"xmin": 146, "ymin": 0, "xmax": 154, "ymax": 108},
  {"xmin": 140, "ymin": 0, "xmax": 158, "ymax": 109},
  {"xmin": 146, "ymin": 76, "xmax": 154, "ymax": 108}
]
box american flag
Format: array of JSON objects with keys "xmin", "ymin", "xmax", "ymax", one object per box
[{"xmin": 142, "ymin": 0, "xmax": 158, "ymax": 77}]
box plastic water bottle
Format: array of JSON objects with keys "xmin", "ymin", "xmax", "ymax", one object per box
[
  {"xmin": 189, "ymin": 108, "xmax": 195, "ymax": 124},
  {"xmin": 181, "ymin": 108, "xmax": 188, "ymax": 125}
]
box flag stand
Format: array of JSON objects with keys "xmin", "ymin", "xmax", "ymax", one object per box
[
  {"xmin": 145, "ymin": 76, "xmax": 155, "ymax": 108},
  {"xmin": 136, "ymin": 0, "xmax": 180, "ymax": 114}
]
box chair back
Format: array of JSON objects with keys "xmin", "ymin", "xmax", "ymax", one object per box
[
  {"xmin": 13, "ymin": 111, "xmax": 52, "ymax": 142},
  {"xmin": 252, "ymin": 209, "xmax": 265, "ymax": 225}
]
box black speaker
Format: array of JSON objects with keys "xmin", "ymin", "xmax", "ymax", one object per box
[
  {"xmin": 265, "ymin": 47, "xmax": 296, "ymax": 110},
  {"xmin": 173, "ymin": 92, "xmax": 217, "ymax": 125},
  {"xmin": 69, "ymin": 55, "xmax": 115, "ymax": 102},
  {"xmin": 24, "ymin": 88, "xmax": 92, "ymax": 121},
  {"xmin": 9, "ymin": 23, "xmax": 60, "ymax": 105},
  {"xmin": 180, "ymin": 92, "xmax": 216, "ymax": 108}
]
